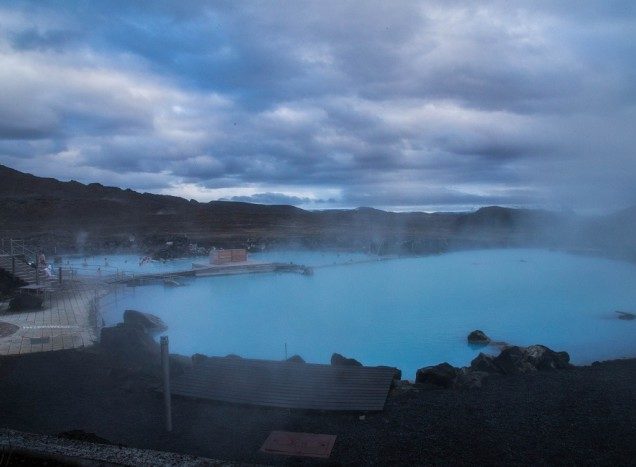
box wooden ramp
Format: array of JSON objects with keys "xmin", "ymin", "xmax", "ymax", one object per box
[{"xmin": 170, "ymin": 357, "xmax": 396, "ymax": 411}]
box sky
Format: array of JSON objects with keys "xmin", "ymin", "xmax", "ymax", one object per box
[{"xmin": 0, "ymin": 1, "xmax": 635, "ymax": 212}]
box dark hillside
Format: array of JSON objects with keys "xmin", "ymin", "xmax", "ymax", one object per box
[{"xmin": 1, "ymin": 164, "xmax": 633, "ymax": 257}]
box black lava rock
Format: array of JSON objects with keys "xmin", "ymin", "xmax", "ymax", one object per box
[
  {"xmin": 123, "ymin": 309, "xmax": 167, "ymax": 333},
  {"xmin": 470, "ymin": 353, "xmax": 501, "ymax": 373},
  {"xmin": 524, "ymin": 345, "xmax": 571, "ymax": 370},
  {"xmin": 615, "ymin": 311, "xmax": 635, "ymax": 320},
  {"xmin": 100, "ymin": 323, "xmax": 160, "ymax": 370},
  {"xmin": 331, "ymin": 353, "xmax": 362, "ymax": 367},
  {"xmin": 287, "ymin": 354, "xmax": 305, "ymax": 363},
  {"xmin": 415, "ymin": 362, "xmax": 459, "ymax": 388},
  {"xmin": 467, "ymin": 330, "xmax": 491, "ymax": 344},
  {"xmin": 493, "ymin": 346, "xmax": 535, "ymax": 375}
]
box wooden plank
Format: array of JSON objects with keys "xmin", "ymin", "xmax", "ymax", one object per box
[
  {"xmin": 170, "ymin": 357, "xmax": 396, "ymax": 411},
  {"xmin": 261, "ymin": 431, "xmax": 336, "ymax": 458}
]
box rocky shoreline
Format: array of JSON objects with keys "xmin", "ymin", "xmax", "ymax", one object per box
[{"xmin": 1, "ymin": 316, "xmax": 634, "ymax": 464}]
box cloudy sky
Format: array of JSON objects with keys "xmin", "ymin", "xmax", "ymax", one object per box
[{"xmin": 0, "ymin": 1, "xmax": 634, "ymax": 212}]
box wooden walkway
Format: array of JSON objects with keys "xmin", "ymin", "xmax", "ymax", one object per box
[
  {"xmin": 0, "ymin": 281, "xmax": 106, "ymax": 356},
  {"xmin": 117, "ymin": 262, "xmax": 311, "ymax": 286},
  {"xmin": 170, "ymin": 357, "xmax": 396, "ymax": 411}
]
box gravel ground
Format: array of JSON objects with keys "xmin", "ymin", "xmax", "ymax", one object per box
[{"xmin": 0, "ymin": 349, "xmax": 635, "ymax": 465}]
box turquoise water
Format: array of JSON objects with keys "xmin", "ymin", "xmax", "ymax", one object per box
[
  {"xmin": 61, "ymin": 254, "xmax": 208, "ymax": 276},
  {"xmin": 100, "ymin": 249, "xmax": 636, "ymax": 380}
]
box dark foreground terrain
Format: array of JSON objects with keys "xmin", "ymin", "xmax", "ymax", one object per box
[{"xmin": 0, "ymin": 348, "xmax": 634, "ymax": 465}]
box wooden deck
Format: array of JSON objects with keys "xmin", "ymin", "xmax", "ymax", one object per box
[
  {"xmin": 117, "ymin": 262, "xmax": 311, "ymax": 286},
  {"xmin": 170, "ymin": 357, "xmax": 396, "ymax": 411},
  {"xmin": 0, "ymin": 281, "xmax": 106, "ymax": 356}
]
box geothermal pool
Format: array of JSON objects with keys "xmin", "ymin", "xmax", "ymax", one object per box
[
  {"xmin": 61, "ymin": 250, "xmax": 367, "ymax": 276},
  {"xmin": 98, "ymin": 249, "xmax": 636, "ymax": 380}
]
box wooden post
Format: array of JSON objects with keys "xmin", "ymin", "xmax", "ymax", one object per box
[
  {"xmin": 161, "ymin": 336, "xmax": 172, "ymax": 432},
  {"xmin": 58, "ymin": 267, "xmax": 62, "ymax": 284}
]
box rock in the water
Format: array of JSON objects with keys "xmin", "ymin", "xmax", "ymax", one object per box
[
  {"xmin": 470, "ymin": 353, "xmax": 501, "ymax": 373},
  {"xmin": 493, "ymin": 346, "xmax": 536, "ymax": 375},
  {"xmin": 524, "ymin": 345, "xmax": 570, "ymax": 370},
  {"xmin": 123, "ymin": 309, "xmax": 167, "ymax": 333},
  {"xmin": 415, "ymin": 362, "xmax": 459, "ymax": 388},
  {"xmin": 615, "ymin": 310, "xmax": 635, "ymax": 320},
  {"xmin": 330, "ymin": 353, "xmax": 362, "ymax": 367},
  {"xmin": 467, "ymin": 330, "xmax": 491, "ymax": 344},
  {"xmin": 287, "ymin": 354, "xmax": 305, "ymax": 363},
  {"xmin": 9, "ymin": 293, "xmax": 43, "ymax": 311}
]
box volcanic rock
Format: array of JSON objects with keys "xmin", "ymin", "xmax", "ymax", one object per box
[
  {"xmin": 524, "ymin": 345, "xmax": 570, "ymax": 370},
  {"xmin": 415, "ymin": 362, "xmax": 459, "ymax": 388},
  {"xmin": 123, "ymin": 309, "xmax": 167, "ymax": 333},
  {"xmin": 454, "ymin": 369, "xmax": 490, "ymax": 389},
  {"xmin": 493, "ymin": 346, "xmax": 536, "ymax": 375},
  {"xmin": 470, "ymin": 353, "xmax": 501, "ymax": 373},
  {"xmin": 615, "ymin": 311, "xmax": 635, "ymax": 320},
  {"xmin": 100, "ymin": 323, "xmax": 160, "ymax": 369},
  {"xmin": 287, "ymin": 354, "xmax": 305, "ymax": 363},
  {"xmin": 467, "ymin": 330, "xmax": 491, "ymax": 344},
  {"xmin": 330, "ymin": 353, "xmax": 362, "ymax": 367},
  {"xmin": 9, "ymin": 293, "xmax": 43, "ymax": 311}
]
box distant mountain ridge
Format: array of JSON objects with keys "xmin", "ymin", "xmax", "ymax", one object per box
[{"xmin": 0, "ymin": 164, "xmax": 634, "ymax": 259}]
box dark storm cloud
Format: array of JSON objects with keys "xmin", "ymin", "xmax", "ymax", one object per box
[{"xmin": 0, "ymin": 1, "xmax": 635, "ymax": 211}]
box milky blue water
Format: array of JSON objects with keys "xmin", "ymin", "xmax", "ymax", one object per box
[
  {"xmin": 61, "ymin": 254, "xmax": 209, "ymax": 276},
  {"xmin": 99, "ymin": 249, "xmax": 636, "ymax": 380}
]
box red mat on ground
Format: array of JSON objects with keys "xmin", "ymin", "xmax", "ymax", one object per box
[{"xmin": 260, "ymin": 431, "xmax": 336, "ymax": 458}]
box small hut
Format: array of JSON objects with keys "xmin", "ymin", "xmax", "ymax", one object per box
[{"xmin": 210, "ymin": 248, "xmax": 248, "ymax": 265}]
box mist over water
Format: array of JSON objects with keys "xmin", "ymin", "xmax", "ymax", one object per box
[{"xmin": 98, "ymin": 249, "xmax": 636, "ymax": 380}]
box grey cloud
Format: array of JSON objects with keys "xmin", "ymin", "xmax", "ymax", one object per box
[{"xmin": 0, "ymin": 1, "xmax": 634, "ymax": 211}]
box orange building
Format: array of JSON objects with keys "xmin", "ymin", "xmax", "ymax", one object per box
[{"xmin": 210, "ymin": 248, "xmax": 248, "ymax": 265}]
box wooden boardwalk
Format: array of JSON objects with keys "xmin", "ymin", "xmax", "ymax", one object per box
[
  {"xmin": 170, "ymin": 357, "xmax": 396, "ymax": 411},
  {"xmin": 0, "ymin": 280, "xmax": 106, "ymax": 356},
  {"xmin": 117, "ymin": 261, "xmax": 311, "ymax": 286}
]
